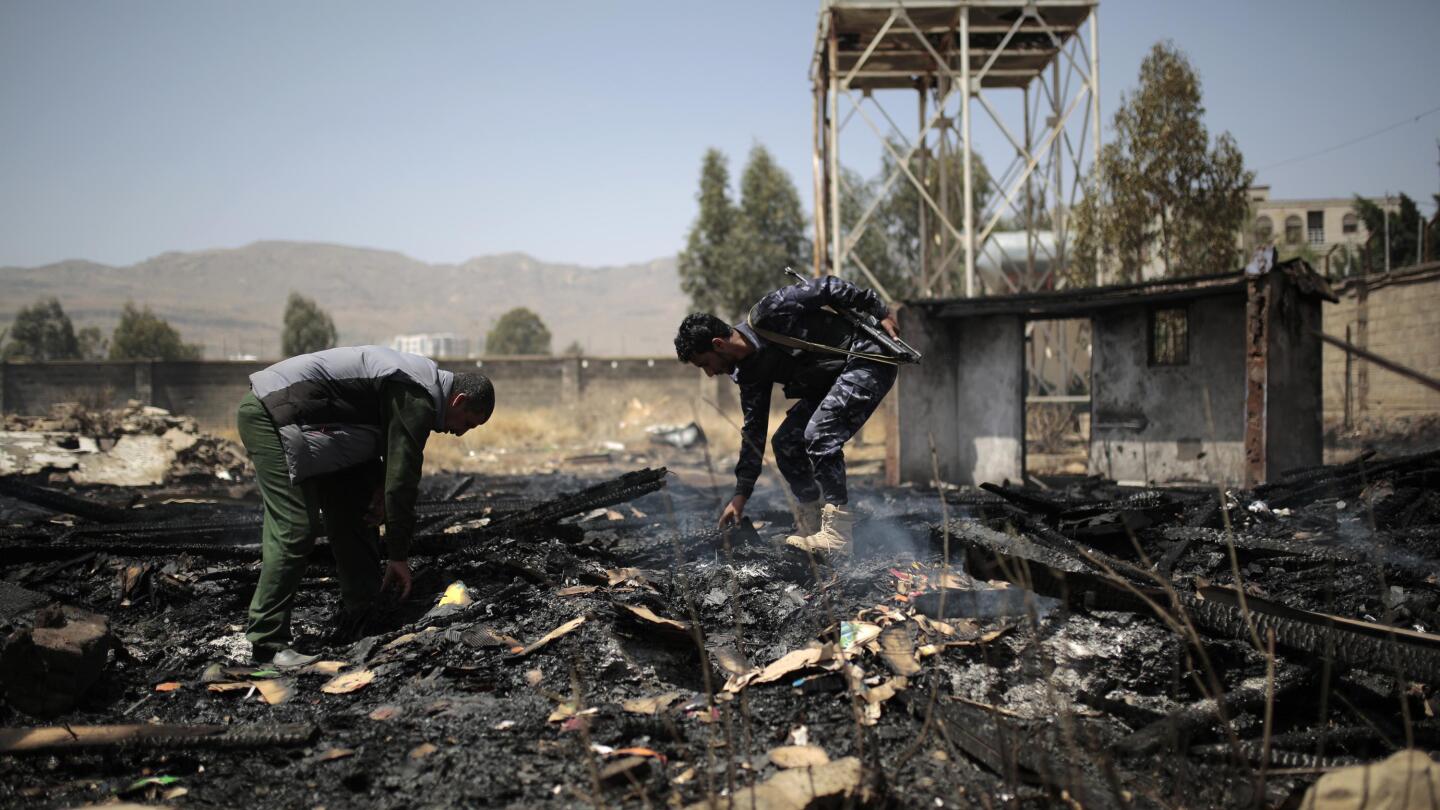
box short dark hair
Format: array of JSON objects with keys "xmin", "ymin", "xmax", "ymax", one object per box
[
  {"xmin": 451, "ymin": 372, "xmax": 495, "ymax": 422},
  {"xmin": 674, "ymin": 313, "xmax": 732, "ymax": 362}
]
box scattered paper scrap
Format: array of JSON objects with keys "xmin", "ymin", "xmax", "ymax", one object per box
[
  {"xmin": 409, "ymin": 742, "xmax": 439, "ymax": 760},
  {"xmin": 369, "ymin": 705, "xmax": 401, "ymax": 721},
  {"xmin": 1301, "ymin": 749, "xmax": 1440, "ymax": 810},
  {"xmin": 205, "ymin": 682, "xmax": 252, "ymax": 695},
  {"xmin": 556, "ymin": 585, "xmax": 598, "ymax": 597},
  {"xmin": 862, "ymin": 676, "xmax": 908, "ymax": 705},
  {"xmin": 683, "ymin": 756, "xmax": 863, "ymax": 810},
  {"xmin": 769, "ymin": 745, "xmax": 830, "ymax": 769},
  {"xmin": 513, "ymin": 616, "xmax": 586, "ymax": 657},
  {"xmin": 154, "ymin": 682, "xmax": 182, "ymax": 693},
  {"xmin": 320, "ymin": 668, "xmax": 376, "ymax": 695},
  {"xmin": 725, "ymin": 645, "xmax": 838, "ymax": 693},
  {"xmin": 462, "ymin": 626, "xmax": 523, "ymax": 649},
  {"xmin": 315, "ymin": 747, "xmax": 354, "ymax": 762},
  {"xmin": 253, "ymin": 678, "xmax": 292, "ymax": 705},
  {"xmin": 302, "ymin": 660, "xmax": 348, "ymax": 675},
  {"xmin": 710, "ymin": 645, "xmax": 753, "ymax": 676},
  {"xmin": 604, "ymin": 567, "xmax": 658, "ymax": 590},
  {"xmin": 612, "ymin": 746, "xmax": 666, "ymax": 762},
  {"xmin": 838, "ymin": 621, "xmax": 881, "ymax": 650},
  {"xmin": 616, "ymin": 603, "xmax": 691, "ymax": 638},
  {"xmin": 600, "ymin": 755, "xmax": 650, "ymax": 783},
  {"xmin": 621, "ymin": 692, "xmax": 682, "ymax": 715},
  {"xmin": 878, "ymin": 626, "xmax": 921, "ymax": 676},
  {"xmin": 549, "ymin": 703, "xmax": 599, "ymax": 723}
]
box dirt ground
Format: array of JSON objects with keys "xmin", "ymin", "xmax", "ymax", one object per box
[{"xmin": 2, "ymin": 436, "xmax": 1439, "ymax": 808}]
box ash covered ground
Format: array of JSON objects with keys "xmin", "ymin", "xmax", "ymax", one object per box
[{"xmin": 2, "ymin": 441, "xmax": 1440, "ymax": 808}]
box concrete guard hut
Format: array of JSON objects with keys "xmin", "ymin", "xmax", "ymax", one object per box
[{"xmin": 894, "ymin": 256, "xmax": 1337, "ymax": 487}]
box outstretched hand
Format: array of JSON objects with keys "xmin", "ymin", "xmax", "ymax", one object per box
[
  {"xmin": 718, "ymin": 495, "xmax": 748, "ymax": 529},
  {"xmin": 381, "ymin": 560, "xmax": 412, "ymax": 602}
]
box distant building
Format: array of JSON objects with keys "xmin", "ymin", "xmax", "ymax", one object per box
[
  {"xmin": 389, "ymin": 333, "xmax": 471, "ymax": 359},
  {"xmin": 1243, "ymin": 186, "xmax": 1399, "ymax": 273}
]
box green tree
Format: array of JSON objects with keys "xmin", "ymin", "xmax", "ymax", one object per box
[
  {"xmin": 864, "ymin": 144, "xmax": 995, "ymax": 298},
  {"xmin": 3, "ymin": 298, "xmax": 80, "ymax": 361},
  {"xmin": 1071, "ymin": 41, "xmax": 1253, "ymax": 285},
  {"xmin": 677, "ymin": 149, "xmax": 741, "ymax": 316},
  {"xmin": 77, "ymin": 326, "xmax": 108, "ymax": 360},
  {"xmin": 677, "ymin": 145, "xmax": 811, "ymax": 320},
  {"xmin": 281, "ymin": 292, "xmax": 338, "ymax": 357},
  {"xmin": 486, "ymin": 308, "xmax": 552, "ymax": 355},
  {"xmin": 561, "ymin": 340, "xmax": 584, "ymax": 357},
  {"xmin": 729, "ymin": 145, "xmax": 811, "ymax": 319},
  {"xmin": 837, "ymin": 166, "xmax": 904, "ymax": 298},
  {"xmin": 1352, "ymin": 193, "xmax": 1437, "ymax": 273},
  {"xmin": 109, "ymin": 302, "xmax": 201, "ymax": 360}
]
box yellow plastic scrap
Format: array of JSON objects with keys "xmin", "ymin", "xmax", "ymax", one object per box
[{"xmin": 438, "ymin": 581, "xmax": 473, "ymax": 607}]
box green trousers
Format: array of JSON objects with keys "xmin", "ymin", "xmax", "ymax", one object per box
[{"xmin": 237, "ymin": 393, "xmax": 382, "ymax": 656}]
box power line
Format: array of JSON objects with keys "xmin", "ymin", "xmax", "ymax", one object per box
[{"xmin": 1255, "ymin": 103, "xmax": 1440, "ymax": 172}]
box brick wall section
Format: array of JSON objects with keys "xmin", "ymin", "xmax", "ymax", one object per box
[
  {"xmin": 0, "ymin": 362, "xmax": 143, "ymax": 415},
  {"xmin": 1322, "ymin": 265, "xmax": 1440, "ymax": 422},
  {"xmin": 2, "ymin": 356, "xmax": 710, "ymax": 430}
]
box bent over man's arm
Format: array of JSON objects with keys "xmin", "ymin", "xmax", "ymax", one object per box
[
  {"xmin": 378, "ymin": 382, "xmax": 435, "ymax": 565},
  {"xmin": 723, "ymin": 381, "xmax": 772, "ymax": 527}
]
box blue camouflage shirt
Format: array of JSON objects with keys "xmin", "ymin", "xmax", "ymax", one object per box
[{"xmin": 729, "ymin": 275, "xmax": 888, "ymax": 499}]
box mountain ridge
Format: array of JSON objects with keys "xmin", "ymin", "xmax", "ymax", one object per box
[{"xmin": 0, "ymin": 241, "xmax": 688, "ymax": 358}]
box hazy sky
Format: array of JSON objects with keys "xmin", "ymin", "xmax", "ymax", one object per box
[{"xmin": 1, "ymin": 0, "xmax": 1437, "ymax": 269}]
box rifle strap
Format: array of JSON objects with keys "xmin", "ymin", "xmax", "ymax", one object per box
[{"xmin": 745, "ymin": 306, "xmax": 903, "ymax": 366}]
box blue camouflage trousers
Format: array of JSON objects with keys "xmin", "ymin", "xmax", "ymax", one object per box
[{"xmin": 771, "ymin": 356, "xmax": 897, "ymax": 506}]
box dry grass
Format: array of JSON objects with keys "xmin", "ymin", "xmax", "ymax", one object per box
[
  {"xmin": 205, "ymin": 391, "xmax": 891, "ymax": 476},
  {"xmin": 423, "ymin": 397, "xmax": 753, "ymax": 475}
]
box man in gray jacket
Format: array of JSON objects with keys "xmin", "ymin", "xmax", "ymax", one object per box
[{"xmin": 237, "ymin": 346, "xmax": 494, "ymax": 666}]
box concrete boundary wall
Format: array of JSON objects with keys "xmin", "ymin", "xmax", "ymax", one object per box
[
  {"xmin": 0, "ymin": 356, "xmax": 712, "ymax": 429},
  {"xmin": 1322, "ymin": 264, "xmax": 1440, "ymax": 424}
]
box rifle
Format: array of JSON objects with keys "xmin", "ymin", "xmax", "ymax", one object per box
[{"xmin": 783, "ymin": 267, "xmax": 923, "ymax": 365}]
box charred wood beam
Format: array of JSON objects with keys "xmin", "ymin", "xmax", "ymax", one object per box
[
  {"xmin": 1255, "ymin": 449, "xmax": 1440, "ymax": 508},
  {"xmin": 1114, "ymin": 663, "xmax": 1312, "ymax": 756},
  {"xmin": 929, "ymin": 700, "xmax": 1129, "ymax": 810},
  {"xmin": 1188, "ymin": 741, "xmax": 1360, "ymax": 770},
  {"xmin": 1185, "ymin": 587, "xmax": 1440, "ymax": 683},
  {"xmin": 1160, "ymin": 527, "xmax": 1363, "ymax": 565},
  {"xmin": 418, "ymin": 467, "xmax": 668, "ymax": 552},
  {"xmin": 442, "ymin": 475, "xmax": 474, "ymax": 501},
  {"xmin": 0, "ymin": 478, "xmax": 131, "ymax": 524},
  {"xmin": 947, "ymin": 519, "xmax": 1440, "ymax": 684}
]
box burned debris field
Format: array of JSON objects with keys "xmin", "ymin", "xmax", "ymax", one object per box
[{"xmin": 3, "ymin": 431, "xmax": 1440, "ymax": 806}]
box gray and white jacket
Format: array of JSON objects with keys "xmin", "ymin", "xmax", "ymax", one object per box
[{"xmin": 249, "ymin": 346, "xmax": 453, "ymax": 483}]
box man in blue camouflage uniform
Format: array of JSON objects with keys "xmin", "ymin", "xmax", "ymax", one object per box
[{"xmin": 673, "ymin": 275, "xmax": 900, "ymax": 555}]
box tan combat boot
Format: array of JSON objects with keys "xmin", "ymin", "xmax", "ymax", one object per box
[
  {"xmin": 784, "ymin": 503, "xmax": 853, "ymax": 556},
  {"xmin": 791, "ymin": 499, "xmax": 822, "ymax": 537}
]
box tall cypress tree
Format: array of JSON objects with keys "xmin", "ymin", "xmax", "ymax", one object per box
[
  {"xmin": 677, "ymin": 149, "xmax": 739, "ymax": 317},
  {"xmin": 730, "ymin": 145, "xmax": 811, "ymax": 319}
]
